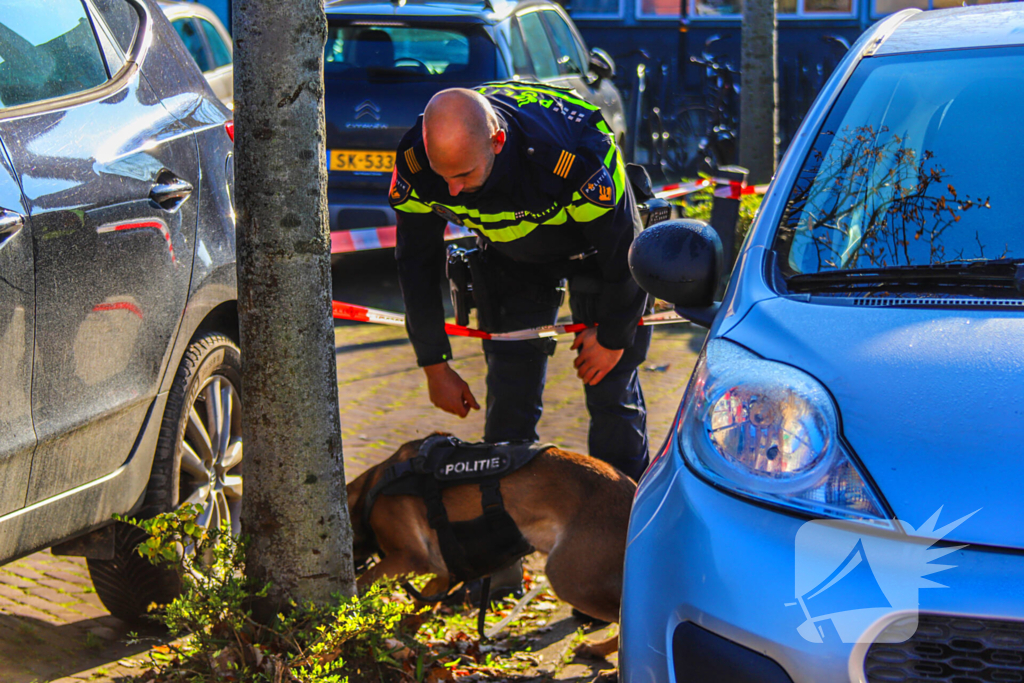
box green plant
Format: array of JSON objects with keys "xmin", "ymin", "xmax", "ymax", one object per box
[{"xmin": 117, "ymin": 506, "xmax": 421, "ymax": 682}]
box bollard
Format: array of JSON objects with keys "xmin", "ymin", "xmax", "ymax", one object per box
[{"xmin": 709, "ymin": 164, "xmax": 748, "ymax": 273}]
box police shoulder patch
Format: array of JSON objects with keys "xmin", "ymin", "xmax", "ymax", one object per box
[
  {"xmin": 388, "ymin": 167, "xmax": 411, "ymax": 207},
  {"xmin": 580, "ymin": 165, "xmax": 616, "ymax": 207}
]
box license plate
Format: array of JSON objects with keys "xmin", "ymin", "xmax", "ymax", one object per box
[{"xmin": 329, "ymin": 149, "xmax": 395, "ymax": 172}]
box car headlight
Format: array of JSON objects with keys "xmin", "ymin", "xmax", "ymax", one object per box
[{"xmin": 678, "ymin": 338, "xmax": 891, "ymax": 527}]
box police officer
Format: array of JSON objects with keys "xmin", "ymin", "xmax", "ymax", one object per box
[{"xmin": 390, "ymin": 83, "xmax": 650, "ymax": 481}]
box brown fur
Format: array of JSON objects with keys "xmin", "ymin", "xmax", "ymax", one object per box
[{"xmin": 347, "ymin": 435, "xmax": 635, "ymax": 657}]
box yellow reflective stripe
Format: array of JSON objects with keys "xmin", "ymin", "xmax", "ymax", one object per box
[
  {"xmin": 395, "ymin": 190, "xmax": 433, "ymax": 214},
  {"xmin": 467, "ymin": 208, "xmax": 569, "ymax": 242},
  {"xmin": 567, "ymin": 199, "xmax": 612, "ymax": 222},
  {"xmin": 484, "ymin": 83, "xmax": 599, "ymax": 111},
  {"xmin": 597, "ymin": 120, "xmax": 612, "ymax": 135},
  {"xmin": 611, "ymin": 148, "xmax": 625, "ymax": 201}
]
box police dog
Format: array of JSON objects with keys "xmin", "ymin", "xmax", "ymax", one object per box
[{"xmin": 346, "ymin": 434, "xmax": 635, "ymax": 658}]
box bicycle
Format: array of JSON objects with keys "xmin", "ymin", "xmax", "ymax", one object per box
[{"xmin": 662, "ymin": 35, "xmax": 741, "ymax": 179}]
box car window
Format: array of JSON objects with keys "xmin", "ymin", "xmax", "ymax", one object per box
[
  {"xmin": 518, "ymin": 11, "xmax": 559, "ymax": 80},
  {"xmin": 508, "ymin": 19, "xmax": 533, "ymax": 76},
  {"xmin": 90, "ymin": 0, "xmax": 139, "ymax": 54},
  {"xmin": 198, "ymin": 18, "xmax": 231, "ymax": 68},
  {"xmin": 774, "ymin": 47, "xmax": 1024, "ymax": 277},
  {"xmin": 541, "ymin": 10, "xmax": 584, "ymax": 76},
  {"xmin": 172, "ymin": 17, "xmax": 210, "ymax": 72},
  {"xmin": 0, "ymin": 0, "xmax": 109, "ymax": 109},
  {"xmin": 324, "ymin": 24, "xmax": 496, "ymax": 82}
]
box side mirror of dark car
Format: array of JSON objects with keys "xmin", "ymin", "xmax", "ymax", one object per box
[
  {"xmin": 628, "ymin": 219, "xmax": 722, "ymax": 327},
  {"xmin": 588, "ymin": 48, "xmax": 615, "ymax": 81}
]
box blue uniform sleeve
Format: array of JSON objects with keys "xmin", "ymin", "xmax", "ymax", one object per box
[
  {"xmin": 395, "ymin": 208, "xmax": 452, "ymax": 367},
  {"xmin": 568, "ymin": 125, "xmax": 648, "ymax": 350}
]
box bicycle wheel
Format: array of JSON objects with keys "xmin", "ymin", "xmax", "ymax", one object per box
[{"xmin": 662, "ymin": 105, "xmax": 709, "ymax": 179}]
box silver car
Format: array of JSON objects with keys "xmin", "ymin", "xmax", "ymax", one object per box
[{"xmin": 160, "ymin": 0, "xmax": 233, "ymax": 108}]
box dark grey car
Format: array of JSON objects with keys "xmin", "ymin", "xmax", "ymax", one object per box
[{"xmin": 0, "ymin": 0, "xmax": 239, "ymax": 621}]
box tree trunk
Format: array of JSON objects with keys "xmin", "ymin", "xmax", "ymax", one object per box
[
  {"xmin": 233, "ymin": 0, "xmax": 356, "ymax": 619},
  {"xmin": 739, "ymin": 0, "xmax": 778, "ymax": 184}
]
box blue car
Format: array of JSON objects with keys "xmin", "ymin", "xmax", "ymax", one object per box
[{"xmin": 624, "ymin": 5, "xmax": 1024, "ymax": 682}]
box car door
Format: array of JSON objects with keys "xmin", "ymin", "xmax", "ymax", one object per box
[
  {"xmin": 195, "ymin": 14, "xmax": 233, "ymax": 108},
  {"xmin": 0, "ymin": 141, "xmax": 34, "ymax": 517},
  {"xmin": 0, "ymin": 0, "xmax": 200, "ymax": 504}
]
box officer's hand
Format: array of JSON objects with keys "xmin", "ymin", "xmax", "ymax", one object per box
[
  {"xmin": 423, "ymin": 362, "xmax": 480, "ymax": 418},
  {"xmin": 571, "ymin": 328, "xmax": 624, "ymax": 386}
]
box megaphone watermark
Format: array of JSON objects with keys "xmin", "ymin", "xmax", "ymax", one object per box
[{"xmin": 788, "ymin": 507, "xmax": 979, "ymax": 644}]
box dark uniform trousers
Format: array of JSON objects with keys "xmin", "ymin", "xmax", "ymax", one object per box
[{"xmin": 480, "ymin": 256, "xmax": 651, "ymax": 482}]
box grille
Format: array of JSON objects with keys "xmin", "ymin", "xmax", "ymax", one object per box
[
  {"xmin": 865, "ymin": 613, "xmax": 1024, "ymax": 683},
  {"xmin": 851, "ymin": 297, "xmax": 1024, "ymax": 308}
]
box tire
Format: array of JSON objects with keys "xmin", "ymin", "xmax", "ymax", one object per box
[{"xmin": 88, "ymin": 332, "xmax": 243, "ymax": 623}]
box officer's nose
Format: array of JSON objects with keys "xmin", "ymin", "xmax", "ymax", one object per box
[{"xmin": 447, "ymin": 180, "xmax": 463, "ymax": 196}]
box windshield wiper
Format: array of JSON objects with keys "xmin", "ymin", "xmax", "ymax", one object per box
[{"xmin": 786, "ymin": 258, "xmax": 1024, "ymax": 294}]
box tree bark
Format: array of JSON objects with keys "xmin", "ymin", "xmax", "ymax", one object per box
[
  {"xmin": 739, "ymin": 0, "xmax": 778, "ymax": 184},
  {"xmin": 233, "ymin": 0, "xmax": 356, "ymax": 619}
]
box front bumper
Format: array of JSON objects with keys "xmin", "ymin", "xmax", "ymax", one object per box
[{"xmin": 620, "ymin": 434, "xmax": 1024, "ymax": 683}]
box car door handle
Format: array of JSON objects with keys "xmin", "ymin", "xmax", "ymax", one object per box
[
  {"xmin": 150, "ymin": 177, "xmax": 193, "ymax": 210},
  {"xmin": 0, "ymin": 208, "xmax": 24, "ymax": 238}
]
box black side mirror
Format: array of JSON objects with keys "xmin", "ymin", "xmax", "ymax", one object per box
[
  {"xmin": 588, "ymin": 47, "xmax": 615, "ymax": 81},
  {"xmin": 629, "ymin": 219, "xmax": 723, "ymax": 326}
]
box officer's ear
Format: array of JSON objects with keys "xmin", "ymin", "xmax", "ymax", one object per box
[{"xmin": 491, "ymin": 129, "xmax": 506, "ymax": 155}]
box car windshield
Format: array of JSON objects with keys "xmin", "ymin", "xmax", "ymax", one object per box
[
  {"xmin": 773, "ymin": 47, "xmax": 1024, "ymax": 281},
  {"xmin": 325, "ymin": 23, "xmax": 496, "ymax": 81}
]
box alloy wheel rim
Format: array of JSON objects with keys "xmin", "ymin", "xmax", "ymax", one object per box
[{"xmin": 179, "ymin": 374, "xmax": 243, "ymax": 538}]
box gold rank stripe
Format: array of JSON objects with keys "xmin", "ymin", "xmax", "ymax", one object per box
[
  {"xmin": 554, "ymin": 150, "xmax": 575, "ymax": 178},
  {"xmin": 405, "ymin": 147, "xmax": 422, "ymax": 174}
]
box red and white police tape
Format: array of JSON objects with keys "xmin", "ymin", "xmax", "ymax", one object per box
[
  {"xmin": 331, "ymin": 300, "xmax": 689, "ymax": 341},
  {"xmin": 329, "ymin": 177, "xmax": 768, "ymax": 255}
]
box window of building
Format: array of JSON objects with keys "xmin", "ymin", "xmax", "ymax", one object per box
[
  {"xmin": 567, "ymin": 0, "xmax": 624, "ymax": 20},
  {"xmin": 689, "ymin": 0, "xmax": 854, "ymax": 17},
  {"xmin": 638, "ymin": 0, "xmax": 682, "ymax": 19}
]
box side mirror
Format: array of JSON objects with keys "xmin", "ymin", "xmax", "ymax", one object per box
[
  {"xmin": 629, "ymin": 219, "xmax": 722, "ymax": 319},
  {"xmin": 588, "ymin": 47, "xmax": 615, "ymax": 81}
]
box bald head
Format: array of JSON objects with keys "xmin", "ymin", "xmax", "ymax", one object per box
[{"xmin": 423, "ymin": 89, "xmax": 505, "ymax": 196}]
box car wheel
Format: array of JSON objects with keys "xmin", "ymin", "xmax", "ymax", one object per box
[{"xmin": 87, "ymin": 332, "xmax": 243, "ymax": 623}]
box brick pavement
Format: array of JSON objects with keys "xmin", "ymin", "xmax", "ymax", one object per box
[{"xmin": 1, "ymin": 273, "xmax": 705, "ymax": 681}]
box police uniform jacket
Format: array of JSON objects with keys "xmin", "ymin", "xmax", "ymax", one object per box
[{"xmin": 390, "ymin": 82, "xmax": 646, "ymax": 367}]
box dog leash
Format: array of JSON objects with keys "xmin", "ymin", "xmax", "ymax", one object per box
[
  {"xmin": 332, "ymin": 300, "xmax": 689, "ymax": 340},
  {"xmin": 400, "ymin": 577, "xmax": 492, "ymax": 640}
]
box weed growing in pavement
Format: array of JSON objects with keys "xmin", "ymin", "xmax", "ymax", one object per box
[{"xmin": 116, "ymin": 507, "xmax": 575, "ymax": 683}]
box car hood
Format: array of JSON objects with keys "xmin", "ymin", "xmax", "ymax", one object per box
[{"xmin": 725, "ymin": 296, "xmax": 1024, "ymax": 550}]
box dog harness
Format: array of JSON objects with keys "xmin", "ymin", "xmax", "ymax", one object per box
[{"xmin": 362, "ymin": 435, "xmax": 555, "ymax": 584}]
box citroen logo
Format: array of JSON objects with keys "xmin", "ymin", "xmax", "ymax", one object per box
[{"xmin": 355, "ymin": 99, "xmax": 381, "ymax": 121}]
